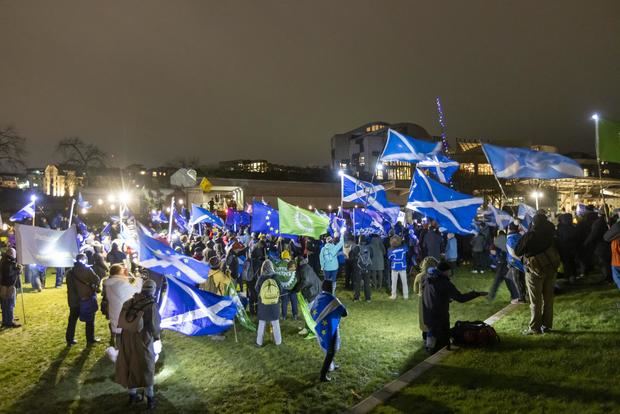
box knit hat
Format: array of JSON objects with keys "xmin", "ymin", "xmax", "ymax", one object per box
[{"xmin": 142, "ymin": 279, "xmax": 157, "ymax": 296}]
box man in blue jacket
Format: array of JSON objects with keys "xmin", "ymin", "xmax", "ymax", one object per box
[
  {"xmin": 319, "ymin": 229, "xmax": 345, "ymax": 293},
  {"xmin": 387, "ymin": 236, "xmax": 408, "ymax": 299}
]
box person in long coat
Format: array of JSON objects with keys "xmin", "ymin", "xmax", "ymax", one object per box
[{"xmin": 115, "ymin": 279, "xmax": 161, "ymax": 409}]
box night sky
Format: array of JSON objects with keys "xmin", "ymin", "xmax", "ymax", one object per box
[{"xmin": 1, "ymin": 1, "xmax": 618, "ymax": 169}]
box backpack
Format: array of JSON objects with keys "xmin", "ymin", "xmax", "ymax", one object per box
[
  {"xmin": 225, "ymin": 253, "xmax": 239, "ymax": 277},
  {"xmin": 118, "ymin": 301, "xmax": 152, "ymax": 333},
  {"xmin": 451, "ymin": 320, "xmax": 500, "ymax": 347},
  {"xmin": 357, "ymin": 246, "xmax": 372, "ymax": 272},
  {"xmin": 259, "ymin": 278, "xmax": 280, "ymax": 305}
]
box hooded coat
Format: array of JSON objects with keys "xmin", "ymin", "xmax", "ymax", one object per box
[
  {"xmin": 115, "ymin": 292, "xmax": 161, "ymax": 388},
  {"xmin": 103, "ymin": 275, "xmax": 143, "ymax": 334}
]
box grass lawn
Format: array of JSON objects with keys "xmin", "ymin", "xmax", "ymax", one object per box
[
  {"xmin": 0, "ymin": 268, "xmax": 505, "ymax": 413},
  {"xmin": 375, "ymin": 280, "xmax": 620, "ymax": 414}
]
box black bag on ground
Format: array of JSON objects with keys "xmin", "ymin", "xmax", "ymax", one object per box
[{"xmin": 451, "ymin": 320, "xmax": 500, "ymax": 347}]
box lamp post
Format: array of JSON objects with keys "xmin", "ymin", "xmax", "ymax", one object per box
[{"xmin": 530, "ymin": 190, "xmax": 543, "ymax": 210}]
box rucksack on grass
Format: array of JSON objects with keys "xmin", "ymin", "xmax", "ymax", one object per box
[
  {"xmin": 451, "ymin": 320, "xmax": 500, "ymax": 347},
  {"xmin": 259, "ymin": 278, "xmax": 280, "ymax": 305}
]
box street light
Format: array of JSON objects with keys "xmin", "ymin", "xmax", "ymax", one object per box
[
  {"xmin": 530, "ymin": 190, "xmax": 543, "ymax": 209},
  {"xmin": 119, "ymin": 191, "xmax": 130, "ymax": 204},
  {"xmin": 338, "ymin": 169, "xmax": 344, "ymax": 177},
  {"xmin": 178, "ymin": 199, "xmax": 184, "ymax": 205},
  {"xmin": 97, "ymin": 198, "xmax": 104, "ymax": 206},
  {"xmin": 591, "ymin": 113, "xmax": 599, "ymax": 121},
  {"xmin": 80, "ymin": 208, "xmax": 87, "ymax": 215}
]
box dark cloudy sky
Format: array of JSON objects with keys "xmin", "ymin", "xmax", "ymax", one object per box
[{"xmin": 1, "ymin": 1, "xmax": 618, "ymax": 168}]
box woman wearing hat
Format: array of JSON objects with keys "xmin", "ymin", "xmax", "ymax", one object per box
[{"xmin": 115, "ymin": 279, "xmax": 161, "ymax": 409}]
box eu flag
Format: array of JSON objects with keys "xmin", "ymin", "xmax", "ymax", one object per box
[{"xmin": 310, "ymin": 291, "xmax": 347, "ymax": 352}]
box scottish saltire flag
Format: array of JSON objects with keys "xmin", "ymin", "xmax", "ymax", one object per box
[
  {"xmin": 151, "ymin": 210, "xmax": 169, "ymax": 224},
  {"xmin": 189, "ymin": 204, "xmax": 224, "ymax": 228},
  {"xmin": 159, "ymin": 275, "xmax": 236, "ymax": 336},
  {"xmin": 328, "ymin": 213, "xmax": 347, "ymax": 237},
  {"xmin": 517, "ymin": 203, "xmax": 537, "ymax": 230},
  {"xmin": 407, "ymin": 169, "xmax": 483, "ymax": 235},
  {"xmin": 380, "ymin": 129, "xmax": 442, "ymax": 163},
  {"xmin": 506, "ymin": 233, "xmax": 525, "ymax": 273},
  {"xmin": 10, "ymin": 200, "xmax": 35, "ymax": 222},
  {"xmin": 417, "ymin": 154, "xmax": 460, "ymax": 183},
  {"xmin": 251, "ymin": 201, "xmax": 280, "ymax": 235},
  {"xmin": 483, "ymin": 205, "xmax": 513, "ymax": 229},
  {"xmin": 311, "ymin": 291, "xmax": 347, "ymax": 352},
  {"xmin": 137, "ymin": 225, "xmax": 209, "ymax": 285},
  {"xmin": 278, "ymin": 198, "xmax": 329, "ymax": 239},
  {"xmin": 482, "ymin": 143, "xmax": 584, "ymax": 179},
  {"xmin": 73, "ymin": 215, "xmax": 89, "ymax": 237},
  {"xmin": 100, "ymin": 222, "xmax": 111, "ymax": 237},
  {"xmin": 77, "ymin": 192, "xmax": 92, "ymax": 210},
  {"xmin": 173, "ymin": 209, "xmax": 189, "ymax": 233},
  {"xmin": 341, "ymin": 174, "xmax": 400, "ymax": 223},
  {"xmin": 352, "ymin": 208, "xmax": 387, "ymax": 236}
]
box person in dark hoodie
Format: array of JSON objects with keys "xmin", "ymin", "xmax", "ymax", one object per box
[
  {"xmin": 575, "ymin": 206, "xmax": 598, "ymax": 276},
  {"xmin": 422, "ymin": 261, "xmax": 487, "ymax": 353},
  {"xmin": 584, "ymin": 211, "xmax": 611, "ymax": 284},
  {"xmin": 555, "ymin": 213, "xmax": 579, "ymax": 284},
  {"xmin": 515, "ymin": 212, "xmax": 560, "ymax": 335},
  {"xmin": 0, "ymin": 248, "xmax": 22, "ymax": 328}
]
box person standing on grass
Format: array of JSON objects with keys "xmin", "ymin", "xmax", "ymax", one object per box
[
  {"xmin": 445, "ymin": 233, "xmax": 458, "ymax": 273},
  {"xmin": 584, "ymin": 211, "xmax": 611, "ymax": 284},
  {"xmin": 556, "ymin": 213, "xmax": 579, "ymax": 284},
  {"xmin": 488, "ymin": 230, "xmax": 520, "ymax": 303},
  {"xmin": 319, "ymin": 231, "xmax": 345, "ymax": 292},
  {"xmin": 413, "ymin": 256, "xmax": 439, "ymax": 342},
  {"xmin": 101, "ymin": 264, "xmax": 143, "ymax": 347},
  {"xmin": 422, "ymin": 260, "xmax": 487, "ymax": 353},
  {"xmin": 422, "ymin": 224, "xmax": 442, "ymax": 262},
  {"xmin": 255, "ymin": 259, "xmax": 282, "ymax": 347},
  {"xmin": 0, "ymin": 248, "xmax": 22, "ymax": 329},
  {"xmin": 603, "ymin": 208, "xmax": 620, "ymax": 289},
  {"xmin": 515, "ymin": 212, "xmax": 560, "ymax": 335},
  {"xmin": 368, "ymin": 234, "xmax": 386, "ymax": 290},
  {"xmin": 387, "ymin": 236, "xmax": 409, "ymax": 299},
  {"xmin": 65, "ymin": 253, "xmax": 101, "ymax": 346},
  {"xmin": 115, "ymin": 279, "xmax": 161, "ymax": 409},
  {"xmin": 506, "ymin": 223, "xmax": 527, "ymax": 303},
  {"xmin": 470, "ymin": 231, "xmax": 486, "ymax": 273},
  {"xmin": 352, "ymin": 236, "xmax": 373, "ymax": 302},
  {"xmin": 311, "ymin": 280, "xmax": 348, "ymax": 382}
]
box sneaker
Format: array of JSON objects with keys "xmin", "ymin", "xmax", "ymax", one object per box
[
  {"xmin": 389, "ymin": 296, "xmax": 397, "ymax": 300},
  {"xmin": 320, "ymin": 375, "xmax": 332, "ymax": 382},
  {"xmin": 365, "ymin": 299, "xmax": 371, "ymax": 303},
  {"xmin": 541, "ymin": 326, "xmax": 553, "ymax": 334},
  {"xmin": 128, "ymin": 392, "xmax": 144, "ymax": 405},
  {"xmin": 298, "ymin": 328, "xmax": 308, "ymax": 336},
  {"xmin": 479, "ymin": 270, "xmax": 485, "ymax": 274},
  {"xmin": 522, "ymin": 328, "xmax": 541, "ymax": 336},
  {"xmin": 471, "ymin": 270, "xmax": 479, "ymax": 274},
  {"xmin": 510, "ymin": 299, "xmax": 520, "ymax": 304}
]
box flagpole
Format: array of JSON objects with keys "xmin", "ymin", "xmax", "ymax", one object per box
[
  {"xmin": 19, "ymin": 268, "xmax": 26, "ymax": 325},
  {"xmin": 480, "ymin": 142, "xmax": 508, "ymax": 205},
  {"xmin": 68, "ymin": 198, "xmax": 76, "ymax": 228},
  {"xmin": 31, "ymin": 197, "xmax": 36, "ymax": 227},
  {"xmin": 592, "ymin": 114, "xmax": 609, "ymax": 220},
  {"xmin": 167, "ymin": 196, "xmax": 175, "ymax": 243}
]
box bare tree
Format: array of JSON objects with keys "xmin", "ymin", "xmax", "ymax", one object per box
[
  {"xmin": 56, "ymin": 137, "xmax": 107, "ymax": 171},
  {"xmin": 0, "ymin": 125, "xmax": 27, "ymax": 171}
]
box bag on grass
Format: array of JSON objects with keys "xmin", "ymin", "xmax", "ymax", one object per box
[
  {"xmin": 451, "ymin": 320, "xmax": 500, "ymax": 347},
  {"xmin": 259, "ymin": 278, "xmax": 280, "ymax": 305}
]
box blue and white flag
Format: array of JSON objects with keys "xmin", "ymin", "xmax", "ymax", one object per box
[
  {"xmin": 407, "ymin": 169, "xmax": 483, "ymax": 235},
  {"xmin": 341, "ymin": 174, "xmax": 400, "ymax": 223},
  {"xmin": 416, "ymin": 154, "xmax": 459, "ymax": 183},
  {"xmin": 311, "ymin": 291, "xmax": 347, "ymax": 352},
  {"xmin": 173, "ymin": 209, "xmax": 189, "ymax": 233},
  {"xmin": 77, "ymin": 192, "xmax": 92, "ymax": 210},
  {"xmin": 14, "ymin": 224, "xmax": 79, "ymax": 267},
  {"xmin": 151, "ymin": 210, "xmax": 169, "ymax": 224},
  {"xmin": 188, "ymin": 204, "xmax": 224, "ymax": 228},
  {"xmin": 380, "ymin": 129, "xmax": 442, "ymax": 163},
  {"xmin": 517, "ymin": 203, "xmax": 537, "ymax": 230},
  {"xmin": 483, "ymin": 205, "xmax": 513, "ymax": 229},
  {"xmin": 352, "ymin": 208, "xmax": 388, "ymax": 237},
  {"xmin": 10, "ymin": 200, "xmax": 35, "ymax": 222},
  {"xmin": 506, "ymin": 233, "xmax": 525, "ymax": 273},
  {"xmin": 137, "ymin": 225, "xmax": 209, "ymax": 285},
  {"xmin": 251, "ymin": 201, "xmax": 279, "ymax": 235},
  {"xmin": 482, "ymin": 143, "xmax": 584, "ymax": 179},
  {"xmin": 159, "ymin": 275, "xmax": 236, "ymax": 336}
]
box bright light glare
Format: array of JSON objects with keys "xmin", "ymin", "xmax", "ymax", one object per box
[
  {"xmin": 30, "ymin": 194, "xmax": 37, "ymax": 202},
  {"xmin": 308, "ymin": 205, "xmax": 313, "ymax": 210},
  {"xmin": 80, "ymin": 208, "xmax": 87, "ymax": 215},
  {"xmin": 118, "ymin": 191, "xmax": 130, "ymax": 203},
  {"xmin": 110, "ymin": 204, "xmax": 116, "ymax": 210},
  {"xmin": 530, "ymin": 191, "xmax": 544, "ymax": 198},
  {"xmin": 107, "ymin": 194, "xmax": 116, "ymax": 203},
  {"xmin": 338, "ymin": 169, "xmax": 345, "ymax": 177},
  {"xmin": 328, "ymin": 205, "xmax": 332, "ymax": 210},
  {"xmin": 166, "ymin": 207, "xmax": 171, "ymax": 213},
  {"xmin": 376, "ymin": 163, "xmax": 384, "ymax": 171},
  {"xmin": 1, "ymin": 223, "xmax": 8, "ymax": 231},
  {"xmin": 178, "ymin": 199, "xmax": 184, "ymax": 205},
  {"xmin": 97, "ymin": 198, "xmax": 103, "ymax": 206},
  {"xmin": 591, "ymin": 113, "xmax": 599, "ymax": 121}
]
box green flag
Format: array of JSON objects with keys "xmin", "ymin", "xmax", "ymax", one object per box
[
  {"xmin": 598, "ymin": 118, "xmax": 620, "ymax": 163},
  {"xmin": 277, "ymin": 198, "xmax": 329, "ymax": 239},
  {"xmin": 225, "ymin": 283, "xmax": 256, "ymax": 332}
]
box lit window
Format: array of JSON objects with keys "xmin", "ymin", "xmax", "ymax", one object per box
[
  {"xmin": 477, "ymin": 164, "xmax": 493, "ymax": 175},
  {"xmin": 152, "ymin": 171, "xmax": 157, "ymax": 177},
  {"xmin": 359, "ymin": 156, "xmax": 365, "ymax": 166},
  {"xmin": 583, "ymin": 169, "xmax": 589, "ymax": 177},
  {"xmin": 461, "ymin": 163, "xmax": 475, "ymax": 174}
]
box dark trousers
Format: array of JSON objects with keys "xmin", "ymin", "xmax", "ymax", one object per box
[
  {"xmin": 344, "ymin": 259, "xmax": 354, "ymax": 289},
  {"xmin": 490, "ymin": 261, "xmax": 519, "ymax": 300},
  {"xmin": 247, "ymin": 279, "xmax": 258, "ymax": 315},
  {"xmin": 508, "ymin": 267, "xmax": 527, "ymax": 301},
  {"xmin": 55, "ymin": 268, "xmax": 65, "ymax": 287},
  {"xmin": 281, "ymin": 291, "xmax": 298, "ymax": 318},
  {"xmin": 472, "ymin": 252, "xmax": 485, "ymax": 272},
  {"xmin": 66, "ymin": 306, "xmax": 95, "ymax": 343},
  {"xmin": 353, "ymin": 270, "xmax": 371, "ymax": 301},
  {"xmin": 320, "ymin": 332, "xmax": 337, "ymax": 379}
]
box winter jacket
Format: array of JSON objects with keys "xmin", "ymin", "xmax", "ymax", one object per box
[
  {"xmin": 115, "ymin": 293, "xmax": 161, "ymax": 388},
  {"xmin": 585, "ymin": 216, "xmax": 610, "ymax": 260},
  {"xmin": 515, "ymin": 214, "xmax": 556, "ymax": 258},
  {"xmin": 423, "ymin": 230, "xmax": 443, "ymax": 260},
  {"xmin": 106, "ymin": 249, "xmax": 126, "ymax": 265},
  {"xmin": 319, "ymin": 238, "xmax": 344, "ymax": 272},
  {"xmin": 255, "ymin": 272, "xmax": 281, "ymax": 321},
  {"xmin": 556, "ymin": 214, "xmax": 579, "ymax": 258},
  {"xmin": 368, "ymin": 236, "xmax": 386, "ymax": 271},
  {"xmin": 92, "ymin": 253, "xmax": 109, "ymax": 280},
  {"xmin": 292, "ymin": 263, "xmax": 321, "ymax": 303},
  {"xmin": 470, "ymin": 234, "xmax": 486, "ymax": 253},
  {"xmin": 445, "ymin": 237, "xmax": 458, "ymax": 261},
  {"xmin": 66, "ymin": 262, "xmax": 101, "ymax": 308},
  {"xmin": 0, "ymin": 255, "xmax": 21, "ymax": 287},
  {"xmin": 604, "ymin": 222, "xmax": 620, "ymax": 266},
  {"xmin": 102, "ymin": 275, "xmax": 143, "ymax": 334},
  {"xmin": 422, "ymin": 269, "xmax": 480, "ymax": 331}
]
